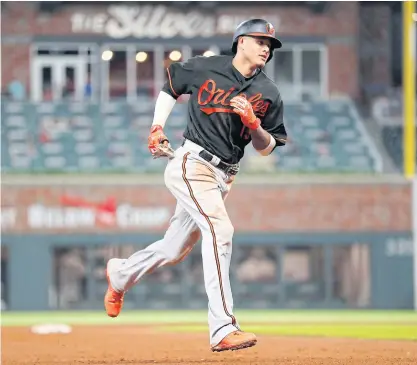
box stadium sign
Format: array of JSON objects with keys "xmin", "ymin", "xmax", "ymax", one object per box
[
  {"xmin": 1, "ymin": 207, "xmax": 17, "ymax": 231},
  {"xmin": 1, "ymin": 182, "xmax": 410, "ymax": 234},
  {"xmin": 27, "ymin": 204, "xmax": 171, "ymax": 230},
  {"xmin": 70, "ymin": 5, "xmax": 279, "ymax": 39}
]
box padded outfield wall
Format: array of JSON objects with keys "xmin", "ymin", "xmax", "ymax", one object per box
[{"xmin": 1, "ymin": 174, "xmax": 413, "ymax": 311}]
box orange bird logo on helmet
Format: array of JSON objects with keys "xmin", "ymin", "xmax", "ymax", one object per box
[{"xmin": 266, "ymin": 23, "xmax": 275, "ymax": 35}]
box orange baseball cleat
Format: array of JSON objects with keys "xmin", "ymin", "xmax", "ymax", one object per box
[
  {"xmin": 211, "ymin": 331, "xmax": 257, "ymax": 352},
  {"xmin": 104, "ymin": 259, "xmax": 125, "ymax": 318}
]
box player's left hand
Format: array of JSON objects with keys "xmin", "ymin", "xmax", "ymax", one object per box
[{"xmin": 230, "ymin": 96, "xmax": 261, "ymax": 130}]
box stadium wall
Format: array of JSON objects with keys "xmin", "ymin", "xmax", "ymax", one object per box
[{"xmin": 1, "ymin": 178, "xmax": 413, "ymax": 311}]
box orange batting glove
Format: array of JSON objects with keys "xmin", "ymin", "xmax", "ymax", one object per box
[
  {"xmin": 148, "ymin": 125, "xmax": 169, "ymax": 155},
  {"xmin": 230, "ymin": 96, "xmax": 261, "ymax": 130}
]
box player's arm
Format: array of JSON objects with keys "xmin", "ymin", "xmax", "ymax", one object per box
[
  {"xmin": 230, "ymin": 94, "xmax": 287, "ymax": 156},
  {"xmin": 249, "ymin": 126, "xmax": 276, "ymax": 155},
  {"xmin": 161, "ymin": 58, "xmax": 196, "ymax": 99},
  {"xmin": 148, "ymin": 58, "xmax": 198, "ymax": 157},
  {"xmin": 147, "ymin": 91, "xmax": 177, "ymax": 157},
  {"xmin": 250, "ymin": 97, "xmax": 286, "ymax": 155}
]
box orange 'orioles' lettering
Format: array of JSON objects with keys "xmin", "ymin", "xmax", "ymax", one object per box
[{"xmin": 197, "ymin": 79, "xmax": 270, "ymax": 117}]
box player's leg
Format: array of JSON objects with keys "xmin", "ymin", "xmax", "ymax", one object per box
[
  {"xmin": 104, "ymin": 202, "xmax": 200, "ymax": 317},
  {"xmin": 164, "ymin": 149, "xmax": 256, "ymax": 350},
  {"xmin": 109, "ymin": 203, "xmax": 199, "ymax": 292}
]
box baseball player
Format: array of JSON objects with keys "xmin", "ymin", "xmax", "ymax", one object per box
[{"xmin": 104, "ymin": 18, "xmax": 287, "ymax": 352}]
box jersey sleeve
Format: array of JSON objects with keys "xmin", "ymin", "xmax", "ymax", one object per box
[
  {"xmin": 162, "ymin": 57, "xmax": 200, "ymax": 99},
  {"xmin": 261, "ymin": 95, "xmax": 287, "ymax": 151}
]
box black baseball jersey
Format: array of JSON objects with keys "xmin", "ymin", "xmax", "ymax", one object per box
[{"xmin": 162, "ymin": 55, "xmax": 287, "ymax": 165}]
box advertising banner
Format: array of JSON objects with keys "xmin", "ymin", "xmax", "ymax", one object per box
[{"xmin": 1, "ymin": 183, "xmax": 411, "ymax": 234}]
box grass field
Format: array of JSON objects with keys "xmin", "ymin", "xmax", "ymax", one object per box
[{"xmin": 2, "ymin": 310, "xmax": 417, "ymax": 340}]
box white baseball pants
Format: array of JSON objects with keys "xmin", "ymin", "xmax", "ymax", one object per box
[{"xmin": 109, "ymin": 139, "xmax": 239, "ymax": 346}]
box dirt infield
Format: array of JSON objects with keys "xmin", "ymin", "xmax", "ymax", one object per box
[{"xmin": 2, "ymin": 325, "xmax": 417, "ymax": 365}]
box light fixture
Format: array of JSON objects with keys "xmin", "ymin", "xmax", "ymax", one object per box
[
  {"xmin": 203, "ymin": 50, "xmax": 216, "ymax": 57},
  {"xmin": 101, "ymin": 50, "xmax": 113, "ymax": 61},
  {"xmin": 136, "ymin": 51, "xmax": 148, "ymax": 63},
  {"xmin": 169, "ymin": 50, "xmax": 182, "ymax": 62}
]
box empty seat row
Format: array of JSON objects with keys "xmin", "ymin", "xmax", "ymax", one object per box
[{"xmin": 1, "ymin": 99, "xmax": 379, "ymax": 173}]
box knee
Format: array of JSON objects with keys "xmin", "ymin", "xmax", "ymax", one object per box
[
  {"xmin": 165, "ymin": 228, "xmax": 201, "ymax": 264},
  {"xmin": 215, "ymin": 220, "xmax": 234, "ymax": 245},
  {"xmin": 161, "ymin": 245, "xmax": 183, "ymax": 264}
]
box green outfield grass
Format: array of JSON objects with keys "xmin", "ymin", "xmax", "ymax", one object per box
[
  {"xmin": 159, "ymin": 324, "xmax": 417, "ymax": 340},
  {"xmin": 2, "ymin": 310, "xmax": 417, "ymax": 340}
]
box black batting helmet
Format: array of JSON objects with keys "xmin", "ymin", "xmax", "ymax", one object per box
[{"xmin": 231, "ymin": 19, "xmax": 282, "ymax": 63}]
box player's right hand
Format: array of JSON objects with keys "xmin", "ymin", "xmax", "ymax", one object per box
[{"xmin": 148, "ymin": 125, "xmax": 169, "ymax": 155}]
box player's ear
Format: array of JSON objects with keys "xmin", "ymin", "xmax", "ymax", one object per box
[{"xmin": 237, "ymin": 36, "xmax": 245, "ymax": 51}]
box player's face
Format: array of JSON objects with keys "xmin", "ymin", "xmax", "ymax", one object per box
[{"xmin": 242, "ymin": 36, "xmax": 271, "ymax": 68}]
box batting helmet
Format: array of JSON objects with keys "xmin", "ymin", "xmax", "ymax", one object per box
[{"xmin": 231, "ymin": 19, "xmax": 282, "ymax": 63}]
